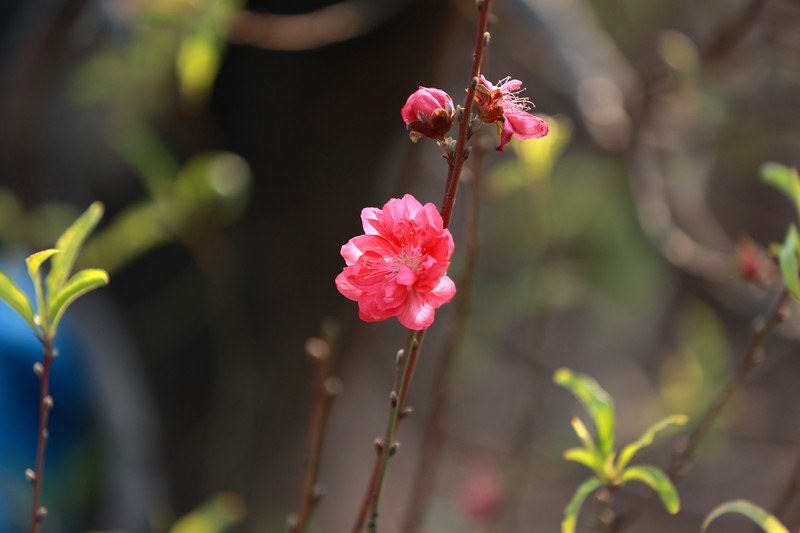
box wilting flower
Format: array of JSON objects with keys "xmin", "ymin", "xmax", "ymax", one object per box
[
  {"xmin": 474, "ymin": 75, "xmax": 548, "ymax": 151},
  {"xmin": 336, "ymin": 194, "xmax": 456, "ymax": 330},
  {"xmin": 401, "ymin": 87, "xmax": 456, "ymax": 142}
]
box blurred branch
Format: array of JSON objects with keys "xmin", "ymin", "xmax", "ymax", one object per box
[
  {"xmin": 402, "ymin": 134, "xmax": 487, "ymax": 533},
  {"xmin": 228, "ymin": 0, "xmax": 414, "ymax": 51},
  {"xmin": 610, "ymin": 288, "xmax": 792, "ymax": 532}
]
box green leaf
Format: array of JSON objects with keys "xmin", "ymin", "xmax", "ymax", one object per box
[
  {"xmin": 702, "ymin": 500, "xmax": 789, "ymax": 533},
  {"xmin": 563, "ymin": 447, "xmax": 605, "ymax": 478},
  {"xmin": 47, "ymin": 269, "xmax": 109, "ymax": 333},
  {"xmin": 619, "ymin": 465, "xmax": 680, "ymax": 515},
  {"xmin": 26, "ymin": 249, "xmax": 62, "ymax": 330},
  {"xmin": 45, "ymin": 202, "xmax": 104, "ymax": 302},
  {"xmin": 761, "ymin": 162, "xmax": 800, "ymax": 216},
  {"xmin": 779, "ymin": 225, "xmax": 800, "ymax": 300},
  {"xmin": 554, "ymin": 368, "xmax": 616, "ymax": 456},
  {"xmin": 0, "ymin": 272, "xmax": 37, "ymax": 331},
  {"xmin": 561, "ymin": 477, "xmax": 604, "ymax": 533},
  {"xmin": 616, "ymin": 414, "xmax": 688, "ymax": 473},
  {"xmin": 169, "ymin": 492, "xmax": 246, "ymax": 533}
]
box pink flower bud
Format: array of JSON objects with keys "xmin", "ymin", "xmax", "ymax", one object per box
[{"xmin": 401, "ymin": 87, "xmax": 456, "ymax": 142}]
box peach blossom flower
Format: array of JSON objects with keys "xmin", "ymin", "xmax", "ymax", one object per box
[
  {"xmin": 474, "ymin": 75, "xmax": 548, "ymax": 151},
  {"xmin": 401, "ymin": 87, "xmax": 456, "ymax": 142},
  {"xmin": 336, "ymin": 194, "xmax": 456, "ymax": 330}
]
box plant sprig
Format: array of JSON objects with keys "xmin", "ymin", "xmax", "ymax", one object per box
[
  {"xmin": 0, "ymin": 202, "xmax": 108, "ymax": 533},
  {"xmin": 554, "ymin": 368, "xmax": 686, "ymax": 533}
]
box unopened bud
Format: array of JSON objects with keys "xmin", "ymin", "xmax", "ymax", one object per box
[
  {"xmin": 389, "ymin": 391, "xmax": 398, "ymax": 407},
  {"xmin": 483, "ymin": 32, "xmax": 491, "ymax": 46},
  {"xmin": 42, "ymin": 396, "xmax": 54, "ymax": 411},
  {"xmin": 396, "ymin": 349, "xmax": 405, "ymax": 367},
  {"xmin": 389, "ymin": 442, "xmax": 400, "ymax": 456},
  {"xmin": 401, "ymin": 87, "xmax": 456, "ymax": 141},
  {"xmin": 286, "ymin": 513, "xmax": 298, "ymax": 530},
  {"xmin": 324, "ymin": 377, "xmax": 343, "ymax": 397},
  {"xmin": 25, "ymin": 469, "xmax": 36, "ymax": 483},
  {"xmin": 305, "ymin": 337, "xmax": 330, "ymax": 362},
  {"xmin": 374, "ymin": 438, "xmax": 384, "ymax": 454},
  {"xmin": 36, "ymin": 506, "xmax": 47, "ymax": 520},
  {"xmin": 33, "ymin": 363, "xmax": 43, "ymax": 377},
  {"xmin": 399, "ymin": 406, "xmax": 414, "ymax": 420},
  {"xmin": 312, "ymin": 483, "xmax": 327, "ymax": 501}
]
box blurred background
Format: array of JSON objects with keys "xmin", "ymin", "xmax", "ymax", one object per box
[{"xmin": 1, "ymin": 0, "xmax": 800, "ymax": 531}]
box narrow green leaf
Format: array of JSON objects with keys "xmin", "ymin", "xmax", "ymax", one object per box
[
  {"xmin": 561, "ymin": 477, "xmax": 604, "ymax": 533},
  {"xmin": 47, "ymin": 269, "xmax": 109, "ymax": 333},
  {"xmin": 46, "ymin": 202, "xmax": 104, "ymax": 301},
  {"xmin": 616, "ymin": 414, "xmax": 688, "ymax": 473},
  {"xmin": 779, "ymin": 226, "xmax": 800, "ymax": 300},
  {"xmin": 0, "ymin": 272, "xmax": 37, "ymax": 331},
  {"xmin": 702, "ymin": 500, "xmax": 789, "ymax": 533},
  {"xmin": 563, "ymin": 447, "xmax": 605, "ymax": 477},
  {"xmin": 26, "ymin": 249, "xmax": 62, "ymax": 330},
  {"xmin": 761, "ymin": 162, "xmax": 800, "ymax": 216},
  {"xmin": 554, "ymin": 368, "xmax": 616, "ymax": 456},
  {"xmin": 619, "ymin": 465, "xmax": 680, "ymax": 515}
]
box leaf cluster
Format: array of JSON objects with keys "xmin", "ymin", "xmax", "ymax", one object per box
[
  {"xmin": 553, "ymin": 368, "xmax": 687, "ymax": 533},
  {"xmin": 0, "ymin": 203, "xmax": 109, "ymax": 342}
]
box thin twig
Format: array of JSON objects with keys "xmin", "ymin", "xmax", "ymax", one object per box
[
  {"xmin": 289, "ymin": 329, "xmax": 342, "ymax": 533},
  {"xmin": 610, "ymin": 288, "xmax": 792, "ymax": 531},
  {"xmin": 440, "ymin": 0, "xmax": 493, "ymax": 228},
  {"xmin": 29, "ymin": 337, "xmax": 55, "ymax": 533},
  {"xmin": 352, "ymin": 331, "xmax": 425, "ymax": 532}
]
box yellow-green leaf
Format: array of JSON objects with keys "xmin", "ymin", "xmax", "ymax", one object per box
[
  {"xmin": 0, "ymin": 272, "xmax": 37, "ymax": 331},
  {"xmin": 779, "ymin": 225, "xmax": 800, "ymax": 301},
  {"xmin": 562, "ymin": 477, "xmax": 604, "ymax": 533},
  {"xmin": 47, "ymin": 269, "xmax": 109, "ymax": 333},
  {"xmin": 26, "ymin": 249, "xmax": 62, "ymax": 330},
  {"xmin": 169, "ymin": 492, "xmax": 246, "ymax": 533},
  {"xmin": 554, "ymin": 368, "xmax": 616, "ymax": 456},
  {"xmin": 761, "ymin": 162, "xmax": 800, "ymax": 217},
  {"xmin": 619, "ymin": 465, "xmax": 679, "ymax": 515},
  {"xmin": 563, "ymin": 447, "xmax": 605, "ymax": 478},
  {"xmin": 46, "ymin": 202, "xmax": 103, "ymax": 301},
  {"xmin": 702, "ymin": 500, "xmax": 789, "ymax": 532},
  {"xmin": 616, "ymin": 414, "xmax": 688, "ymax": 473}
]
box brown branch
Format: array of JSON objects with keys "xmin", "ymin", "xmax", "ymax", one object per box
[
  {"xmin": 289, "ymin": 329, "xmax": 342, "ymax": 533},
  {"xmin": 29, "ymin": 338, "xmax": 56, "ymax": 533}
]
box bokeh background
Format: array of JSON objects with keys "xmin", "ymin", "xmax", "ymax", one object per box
[{"xmin": 1, "ymin": 0, "xmax": 800, "ymax": 531}]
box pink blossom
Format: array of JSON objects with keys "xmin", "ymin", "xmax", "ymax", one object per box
[
  {"xmin": 474, "ymin": 75, "xmax": 549, "ymax": 151},
  {"xmin": 401, "ymin": 87, "xmax": 456, "ymax": 142},
  {"xmin": 336, "ymin": 194, "xmax": 456, "ymax": 330}
]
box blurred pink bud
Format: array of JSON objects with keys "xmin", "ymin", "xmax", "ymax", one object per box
[
  {"xmin": 474, "ymin": 75, "xmax": 548, "ymax": 151},
  {"xmin": 736, "ymin": 236, "xmax": 776, "ymax": 285},
  {"xmin": 459, "ymin": 467, "xmax": 505, "ymax": 522},
  {"xmin": 401, "ymin": 87, "xmax": 456, "ymax": 142},
  {"xmin": 336, "ymin": 194, "xmax": 456, "ymax": 330}
]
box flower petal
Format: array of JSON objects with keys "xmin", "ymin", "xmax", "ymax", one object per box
[
  {"xmin": 506, "ymin": 112, "xmax": 549, "ymax": 140},
  {"xmin": 397, "ymin": 290, "xmax": 436, "ymax": 330}
]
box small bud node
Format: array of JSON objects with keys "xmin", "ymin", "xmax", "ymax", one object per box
[
  {"xmin": 389, "ymin": 391, "xmax": 399, "ymax": 407},
  {"xmin": 42, "ymin": 395, "xmax": 54, "ymax": 411},
  {"xmin": 389, "ymin": 442, "xmax": 400, "ymax": 456},
  {"xmin": 312, "ymin": 482, "xmax": 327, "ymax": 501},
  {"xmin": 483, "ymin": 32, "xmax": 491, "ymax": 45},
  {"xmin": 374, "ymin": 438, "xmax": 385, "ymax": 454},
  {"xmin": 25, "ymin": 469, "xmax": 36, "ymax": 483},
  {"xmin": 36, "ymin": 506, "xmax": 48, "ymax": 519},
  {"xmin": 33, "ymin": 362, "xmax": 44, "ymax": 377},
  {"xmin": 324, "ymin": 377, "xmax": 343, "ymax": 397},
  {"xmin": 400, "ymin": 406, "xmax": 414, "ymax": 420},
  {"xmin": 305, "ymin": 337, "xmax": 330, "ymax": 362},
  {"xmin": 396, "ymin": 349, "xmax": 405, "ymax": 367}
]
